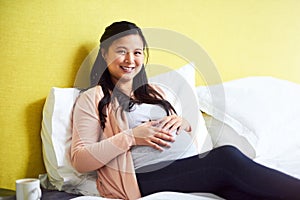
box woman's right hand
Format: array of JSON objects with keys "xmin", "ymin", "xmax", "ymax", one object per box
[{"xmin": 132, "ymin": 121, "xmax": 175, "ymax": 151}]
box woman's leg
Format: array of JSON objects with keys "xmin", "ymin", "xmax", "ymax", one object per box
[{"xmin": 136, "ymin": 145, "xmax": 300, "ymax": 200}]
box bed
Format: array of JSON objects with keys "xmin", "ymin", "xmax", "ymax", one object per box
[{"xmin": 39, "ymin": 62, "xmax": 300, "ymax": 200}]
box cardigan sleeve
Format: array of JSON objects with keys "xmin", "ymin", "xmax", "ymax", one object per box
[{"xmin": 71, "ymin": 86, "xmax": 136, "ymax": 173}]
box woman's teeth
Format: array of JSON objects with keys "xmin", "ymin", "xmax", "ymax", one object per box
[{"xmin": 121, "ymin": 66, "xmax": 134, "ymax": 72}]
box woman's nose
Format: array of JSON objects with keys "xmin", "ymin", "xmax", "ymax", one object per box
[{"xmin": 124, "ymin": 52, "xmax": 134, "ymax": 64}]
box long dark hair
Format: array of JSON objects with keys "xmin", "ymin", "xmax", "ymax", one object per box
[{"xmin": 91, "ymin": 21, "xmax": 176, "ymax": 129}]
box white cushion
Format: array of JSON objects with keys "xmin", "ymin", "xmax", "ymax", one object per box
[
  {"xmin": 196, "ymin": 76, "xmax": 300, "ymax": 178},
  {"xmin": 41, "ymin": 87, "xmax": 99, "ymax": 195}
]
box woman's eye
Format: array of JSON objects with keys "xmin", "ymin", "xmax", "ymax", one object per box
[
  {"xmin": 135, "ymin": 51, "xmax": 143, "ymax": 56},
  {"xmin": 117, "ymin": 50, "xmax": 126, "ymax": 54}
]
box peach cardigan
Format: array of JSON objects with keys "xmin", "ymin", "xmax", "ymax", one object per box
[{"xmin": 71, "ymin": 85, "xmax": 165, "ymax": 199}]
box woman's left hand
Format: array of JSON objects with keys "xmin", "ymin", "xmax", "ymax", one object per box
[{"xmin": 157, "ymin": 115, "xmax": 191, "ymax": 134}]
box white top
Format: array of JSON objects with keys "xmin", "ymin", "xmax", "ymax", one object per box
[{"xmin": 126, "ymin": 103, "xmax": 198, "ymax": 170}]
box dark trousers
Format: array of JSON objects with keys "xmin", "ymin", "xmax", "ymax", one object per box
[{"xmin": 136, "ymin": 145, "xmax": 300, "ymax": 200}]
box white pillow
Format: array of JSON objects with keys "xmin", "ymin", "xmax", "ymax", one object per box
[
  {"xmin": 203, "ymin": 114, "xmax": 256, "ymax": 159},
  {"xmin": 41, "ymin": 87, "xmax": 99, "ymax": 196},
  {"xmin": 196, "ymin": 76, "xmax": 300, "ymax": 161}
]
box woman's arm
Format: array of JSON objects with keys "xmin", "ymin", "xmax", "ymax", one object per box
[
  {"xmin": 71, "ymin": 86, "xmax": 178, "ymax": 173},
  {"xmin": 71, "ymin": 87, "xmax": 136, "ymax": 173}
]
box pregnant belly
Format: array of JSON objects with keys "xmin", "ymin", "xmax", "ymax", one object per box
[{"xmin": 131, "ymin": 131, "xmax": 198, "ymax": 170}]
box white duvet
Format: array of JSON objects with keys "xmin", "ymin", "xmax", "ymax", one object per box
[{"xmin": 71, "ymin": 76, "xmax": 300, "ymax": 199}]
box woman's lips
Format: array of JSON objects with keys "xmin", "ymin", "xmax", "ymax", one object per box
[{"xmin": 120, "ymin": 66, "xmax": 135, "ymax": 73}]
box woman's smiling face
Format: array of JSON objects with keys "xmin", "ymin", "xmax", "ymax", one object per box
[{"xmin": 102, "ymin": 34, "xmax": 145, "ymax": 85}]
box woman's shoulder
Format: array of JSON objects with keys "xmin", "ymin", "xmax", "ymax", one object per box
[
  {"xmin": 148, "ymin": 83, "xmax": 166, "ymax": 97},
  {"xmin": 77, "ymin": 85, "xmax": 104, "ymax": 103},
  {"xmin": 81, "ymin": 85, "xmax": 103, "ymax": 94}
]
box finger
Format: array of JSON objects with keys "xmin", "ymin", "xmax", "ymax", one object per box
[
  {"xmin": 168, "ymin": 120, "xmax": 182, "ymax": 132},
  {"xmin": 163, "ymin": 118, "xmax": 178, "ymax": 131},
  {"xmin": 152, "ymin": 144, "xmax": 164, "ymax": 151},
  {"xmin": 157, "ymin": 116, "xmax": 170, "ymax": 128},
  {"xmin": 152, "ymin": 127, "xmax": 173, "ymax": 136},
  {"xmin": 149, "ymin": 120, "xmax": 160, "ymax": 127},
  {"xmin": 154, "ymin": 132, "xmax": 175, "ymax": 142},
  {"xmin": 151, "ymin": 136, "xmax": 171, "ymax": 148},
  {"xmin": 176, "ymin": 126, "xmax": 183, "ymax": 135},
  {"xmin": 147, "ymin": 140, "xmax": 163, "ymax": 151},
  {"xmin": 149, "ymin": 138, "xmax": 167, "ymax": 151}
]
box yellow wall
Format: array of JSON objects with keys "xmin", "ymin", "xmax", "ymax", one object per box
[{"xmin": 1, "ymin": 0, "xmax": 299, "ymax": 190}]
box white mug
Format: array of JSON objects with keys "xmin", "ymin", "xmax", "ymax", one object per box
[{"xmin": 16, "ymin": 178, "xmax": 42, "ymax": 200}]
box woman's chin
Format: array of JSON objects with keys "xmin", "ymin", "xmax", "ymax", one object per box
[{"xmin": 115, "ymin": 74, "xmax": 136, "ymax": 84}]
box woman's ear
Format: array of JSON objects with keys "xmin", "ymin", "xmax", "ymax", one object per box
[{"xmin": 101, "ymin": 48, "xmax": 106, "ymax": 61}]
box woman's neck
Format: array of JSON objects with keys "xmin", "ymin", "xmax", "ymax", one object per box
[{"xmin": 114, "ymin": 80, "xmax": 133, "ymax": 97}]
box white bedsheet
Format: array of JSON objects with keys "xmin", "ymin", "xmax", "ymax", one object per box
[{"xmin": 71, "ymin": 192, "xmax": 223, "ymax": 200}]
